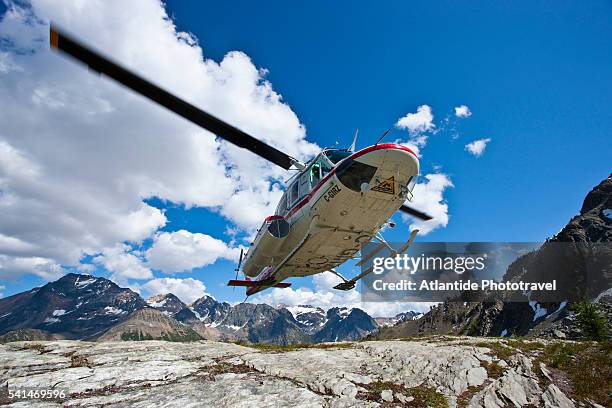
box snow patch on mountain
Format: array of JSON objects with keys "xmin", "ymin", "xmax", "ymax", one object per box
[
  {"xmin": 147, "ymin": 298, "xmax": 168, "ymax": 308},
  {"xmin": 104, "ymin": 306, "xmax": 126, "ymax": 315}
]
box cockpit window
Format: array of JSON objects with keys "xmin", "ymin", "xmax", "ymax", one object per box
[
  {"xmin": 310, "ymin": 163, "xmax": 322, "ymax": 185},
  {"xmin": 324, "ymin": 149, "xmax": 352, "ymax": 164}
]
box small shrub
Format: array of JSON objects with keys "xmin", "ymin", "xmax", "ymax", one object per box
[
  {"xmin": 70, "ymin": 354, "xmax": 90, "ymax": 368},
  {"xmin": 481, "ymin": 360, "xmax": 504, "ymax": 378},
  {"xmin": 573, "ymin": 302, "xmax": 610, "ymax": 341}
]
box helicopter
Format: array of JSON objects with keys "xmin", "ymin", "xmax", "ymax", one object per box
[{"xmin": 49, "ymin": 25, "xmax": 433, "ymax": 297}]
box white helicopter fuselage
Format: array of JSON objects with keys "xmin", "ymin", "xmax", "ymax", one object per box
[
  {"xmin": 46, "ymin": 25, "xmax": 423, "ymax": 297},
  {"xmin": 240, "ymin": 143, "xmax": 419, "ymax": 295}
]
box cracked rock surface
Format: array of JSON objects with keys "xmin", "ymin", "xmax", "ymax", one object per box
[{"xmin": 0, "ymin": 338, "xmax": 579, "ymax": 407}]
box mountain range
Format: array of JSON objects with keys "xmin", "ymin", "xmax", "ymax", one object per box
[
  {"xmin": 0, "ymin": 274, "xmax": 412, "ymax": 345},
  {"xmin": 1, "ymin": 175, "xmax": 608, "ymax": 345}
]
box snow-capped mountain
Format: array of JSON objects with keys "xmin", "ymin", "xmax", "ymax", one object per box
[
  {"xmin": 147, "ymin": 293, "xmax": 187, "ymax": 316},
  {"xmin": 188, "ymin": 295, "xmax": 231, "ymax": 324},
  {"xmin": 0, "ymin": 274, "xmax": 420, "ymax": 344},
  {"xmin": 285, "ymin": 305, "xmax": 328, "ymax": 335},
  {"xmin": 374, "ymin": 311, "xmax": 424, "ymax": 327},
  {"xmin": 0, "ymin": 273, "xmax": 146, "ymax": 339},
  {"xmin": 314, "ymin": 307, "xmax": 377, "ymax": 342}
]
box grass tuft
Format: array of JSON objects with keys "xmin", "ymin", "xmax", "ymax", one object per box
[
  {"xmin": 70, "ymin": 354, "xmax": 90, "ymax": 368},
  {"xmin": 21, "ymin": 343, "xmax": 46, "ymax": 353},
  {"xmin": 536, "ymin": 341, "xmax": 611, "ymax": 406},
  {"xmin": 355, "ymin": 380, "xmax": 448, "ymax": 407},
  {"xmin": 481, "ymin": 360, "xmax": 504, "ymax": 379},
  {"xmin": 474, "ymin": 341, "xmax": 514, "ymax": 361}
]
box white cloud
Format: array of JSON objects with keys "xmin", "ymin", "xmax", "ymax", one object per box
[
  {"xmin": 465, "ymin": 138, "xmax": 492, "ymax": 157},
  {"xmin": 402, "ymin": 173, "xmax": 453, "ymax": 235},
  {"xmin": 142, "ymin": 277, "xmax": 208, "ymax": 304},
  {"xmin": 0, "ymin": 0, "xmax": 319, "ymax": 283},
  {"xmin": 92, "ymin": 244, "xmax": 153, "ymax": 286},
  {"xmin": 0, "ymin": 254, "xmax": 64, "ymax": 281},
  {"xmin": 0, "ymin": 51, "xmax": 21, "ymax": 73},
  {"xmin": 146, "ymin": 230, "xmax": 240, "ymax": 273},
  {"xmin": 396, "ymin": 105, "xmax": 435, "ymax": 136},
  {"xmin": 454, "ymin": 105, "xmax": 472, "ymax": 118},
  {"xmin": 0, "ymin": 284, "xmax": 5, "ymax": 297},
  {"xmin": 252, "ymin": 272, "xmax": 435, "ymax": 317},
  {"xmin": 395, "ymin": 105, "xmax": 435, "ymax": 157},
  {"xmin": 76, "ymin": 263, "xmax": 95, "ymax": 273}
]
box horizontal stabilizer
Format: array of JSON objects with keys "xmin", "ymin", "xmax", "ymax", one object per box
[
  {"xmin": 227, "ymin": 280, "xmax": 257, "ymax": 287},
  {"xmin": 227, "ymin": 280, "xmax": 291, "ymax": 288}
]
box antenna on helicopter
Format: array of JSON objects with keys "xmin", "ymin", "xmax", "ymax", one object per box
[
  {"xmin": 349, "ymin": 128, "xmax": 358, "ymax": 152},
  {"xmin": 374, "ymin": 127, "xmax": 392, "ymax": 145},
  {"xmin": 233, "ymin": 248, "xmax": 244, "ymax": 293}
]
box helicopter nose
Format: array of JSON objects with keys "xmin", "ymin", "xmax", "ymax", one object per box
[
  {"xmin": 335, "ymin": 144, "xmax": 419, "ymax": 193},
  {"xmin": 354, "ymin": 143, "xmax": 419, "ymax": 175}
]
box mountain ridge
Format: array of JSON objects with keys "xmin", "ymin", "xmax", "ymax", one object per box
[
  {"xmin": 0, "ymin": 275, "xmax": 408, "ymax": 344},
  {"xmin": 372, "ymin": 174, "xmax": 612, "ymax": 340}
]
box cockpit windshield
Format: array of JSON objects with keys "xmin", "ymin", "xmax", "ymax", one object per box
[{"xmin": 324, "ymin": 149, "xmax": 352, "ymax": 164}]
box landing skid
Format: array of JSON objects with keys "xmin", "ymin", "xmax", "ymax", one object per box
[
  {"xmin": 328, "ymin": 269, "xmax": 356, "ymax": 291},
  {"xmin": 331, "ymin": 229, "xmax": 419, "ymax": 291}
]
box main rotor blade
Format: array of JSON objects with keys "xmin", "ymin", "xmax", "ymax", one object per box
[
  {"xmin": 398, "ymin": 204, "xmax": 433, "ymax": 221},
  {"xmin": 49, "ymin": 25, "xmax": 295, "ymax": 170}
]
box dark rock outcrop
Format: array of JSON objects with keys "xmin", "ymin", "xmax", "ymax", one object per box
[
  {"xmin": 315, "ymin": 307, "xmax": 377, "ymax": 342},
  {"xmin": 373, "ymin": 174, "xmax": 612, "ymax": 340}
]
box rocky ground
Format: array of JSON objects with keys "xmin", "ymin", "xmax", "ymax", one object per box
[{"xmin": 1, "ymin": 337, "xmax": 606, "ymax": 408}]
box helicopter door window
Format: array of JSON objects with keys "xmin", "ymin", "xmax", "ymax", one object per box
[
  {"xmin": 276, "ymin": 195, "xmax": 287, "ymax": 216},
  {"xmin": 299, "ymin": 173, "xmax": 310, "ymax": 198},
  {"xmin": 289, "ymin": 181, "xmax": 299, "ymax": 206},
  {"xmin": 321, "ymin": 162, "xmax": 331, "ymax": 178},
  {"xmin": 310, "ymin": 163, "xmax": 322, "ymax": 187}
]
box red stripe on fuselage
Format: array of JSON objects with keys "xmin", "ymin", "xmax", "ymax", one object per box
[
  {"xmin": 284, "ymin": 144, "xmax": 416, "ymax": 220},
  {"xmin": 264, "ymin": 215, "xmax": 284, "ymax": 222}
]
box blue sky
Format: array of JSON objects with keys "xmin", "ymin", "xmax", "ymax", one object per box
[
  {"xmin": 0, "ymin": 1, "xmax": 610, "ymax": 313},
  {"xmin": 162, "ymin": 0, "xmax": 611, "ymax": 241}
]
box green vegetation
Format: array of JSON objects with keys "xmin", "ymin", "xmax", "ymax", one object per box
[
  {"xmin": 120, "ymin": 330, "xmax": 154, "ymax": 341},
  {"xmin": 70, "ymin": 354, "xmax": 90, "ymax": 368},
  {"xmin": 462, "ymin": 317, "xmax": 480, "ymax": 336},
  {"xmin": 119, "ymin": 330, "xmax": 200, "ymax": 342},
  {"xmin": 21, "ymin": 343, "xmax": 46, "ymax": 353},
  {"xmin": 407, "ymin": 386, "xmax": 449, "ymax": 408},
  {"xmin": 537, "ymin": 341, "xmax": 611, "ymax": 406},
  {"xmin": 573, "ymin": 302, "xmax": 610, "ymax": 341},
  {"xmin": 474, "ymin": 341, "xmax": 515, "ymax": 361},
  {"xmin": 456, "ymin": 385, "xmax": 484, "ymax": 408},
  {"xmin": 505, "ymin": 339, "xmax": 545, "ymax": 353},
  {"xmin": 472, "ymin": 338, "xmax": 543, "ymax": 360},
  {"xmin": 481, "ymin": 360, "xmax": 504, "ymax": 378},
  {"xmin": 355, "ymin": 381, "xmax": 448, "ymax": 407}
]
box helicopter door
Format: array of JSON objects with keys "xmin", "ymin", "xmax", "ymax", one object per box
[{"xmin": 299, "ymin": 172, "xmax": 310, "ymax": 198}]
